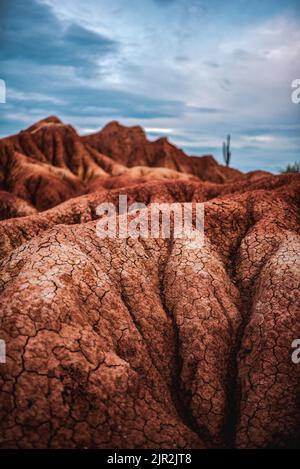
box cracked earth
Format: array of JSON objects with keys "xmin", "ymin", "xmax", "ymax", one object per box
[{"xmin": 0, "ymin": 118, "xmax": 299, "ymax": 448}]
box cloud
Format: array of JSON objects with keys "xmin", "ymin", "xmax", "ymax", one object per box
[
  {"xmin": 204, "ymin": 61, "xmax": 220, "ymax": 69},
  {"xmin": 0, "ymin": 0, "xmax": 118, "ymax": 75},
  {"xmin": 189, "ymin": 106, "xmax": 224, "ymax": 114},
  {"xmin": 0, "ymin": 0, "xmax": 299, "ymax": 172},
  {"xmin": 152, "ymin": 0, "xmax": 176, "ymax": 4},
  {"xmin": 174, "ymin": 56, "xmax": 190, "ymax": 63},
  {"xmin": 145, "ymin": 127, "xmax": 174, "ymax": 134},
  {"xmin": 0, "ymin": 79, "xmax": 6, "ymax": 103},
  {"xmin": 8, "ymin": 89, "xmax": 65, "ymax": 105}
]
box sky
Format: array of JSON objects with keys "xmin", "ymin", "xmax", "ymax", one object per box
[{"xmin": 0, "ymin": 0, "xmax": 300, "ymax": 172}]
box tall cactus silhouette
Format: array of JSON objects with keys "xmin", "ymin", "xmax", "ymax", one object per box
[{"xmin": 223, "ymin": 134, "xmax": 231, "ymax": 167}]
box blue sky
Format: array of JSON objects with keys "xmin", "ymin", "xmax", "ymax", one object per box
[{"xmin": 0, "ymin": 0, "xmax": 299, "ymax": 172}]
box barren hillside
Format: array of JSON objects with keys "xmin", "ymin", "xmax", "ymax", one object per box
[{"xmin": 0, "ymin": 117, "xmax": 299, "ymax": 448}]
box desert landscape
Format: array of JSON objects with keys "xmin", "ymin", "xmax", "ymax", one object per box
[{"xmin": 0, "ymin": 116, "xmax": 299, "ymax": 448}]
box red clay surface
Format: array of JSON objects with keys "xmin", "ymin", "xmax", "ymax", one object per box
[{"xmin": 0, "ymin": 118, "xmax": 299, "ymax": 448}]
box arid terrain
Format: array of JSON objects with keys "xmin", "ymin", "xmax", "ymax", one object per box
[{"xmin": 0, "ymin": 116, "xmax": 299, "ymax": 448}]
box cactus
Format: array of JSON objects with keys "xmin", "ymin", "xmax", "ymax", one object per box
[
  {"xmin": 281, "ymin": 161, "xmax": 300, "ymax": 173},
  {"xmin": 223, "ymin": 134, "xmax": 231, "ymax": 167}
]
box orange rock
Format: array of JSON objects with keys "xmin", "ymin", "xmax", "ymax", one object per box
[{"xmin": 0, "ymin": 117, "xmax": 299, "ymax": 449}]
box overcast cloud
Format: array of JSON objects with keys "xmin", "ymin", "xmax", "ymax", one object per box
[{"xmin": 0, "ymin": 0, "xmax": 299, "ymax": 171}]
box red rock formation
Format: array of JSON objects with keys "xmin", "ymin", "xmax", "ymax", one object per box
[
  {"xmin": 83, "ymin": 121, "xmax": 242, "ymax": 182},
  {"xmin": 0, "ymin": 117, "xmax": 299, "ymax": 449},
  {"xmin": 0, "ymin": 191, "xmax": 37, "ymax": 220},
  {"xmin": 0, "ymin": 117, "xmax": 272, "ymax": 213},
  {"xmin": 0, "ymin": 118, "xmax": 204, "ymax": 211}
]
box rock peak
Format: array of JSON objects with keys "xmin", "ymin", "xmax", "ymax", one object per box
[{"xmin": 25, "ymin": 116, "xmax": 63, "ymax": 133}]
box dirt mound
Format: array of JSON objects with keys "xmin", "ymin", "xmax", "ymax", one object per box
[
  {"xmin": 0, "ymin": 117, "xmax": 298, "ymax": 449},
  {"xmin": 0, "ymin": 174, "xmax": 296, "ymax": 261},
  {"xmin": 0, "ymin": 167, "xmax": 299, "ymax": 448},
  {"xmin": 0, "ymin": 191, "xmax": 37, "ymax": 220}
]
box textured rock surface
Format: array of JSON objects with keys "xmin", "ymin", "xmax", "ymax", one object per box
[
  {"xmin": 0, "ymin": 117, "xmax": 271, "ymax": 212},
  {"xmin": 83, "ymin": 120, "xmax": 242, "ymax": 182},
  {"xmin": 0, "ymin": 191, "xmax": 37, "ymax": 220},
  {"xmin": 0, "ymin": 118, "xmax": 299, "ymax": 449},
  {"xmin": 0, "ymin": 117, "xmax": 208, "ymax": 212}
]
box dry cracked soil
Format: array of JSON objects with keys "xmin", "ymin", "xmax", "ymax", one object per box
[{"xmin": 0, "ymin": 117, "xmax": 299, "ymax": 448}]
